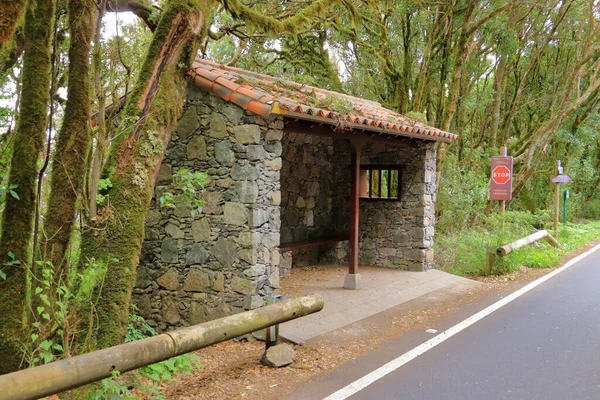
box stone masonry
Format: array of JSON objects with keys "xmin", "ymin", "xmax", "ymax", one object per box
[
  {"xmin": 279, "ymin": 133, "xmax": 436, "ymax": 272},
  {"xmin": 358, "ymin": 141, "xmax": 437, "ymax": 271},
  {"xmin": 279, "ymin": 133, "xmax": 350, "ymax": 272},
  {"xmin": 135, "ymin": 86, "xmax": 283, "ymax": 331}
]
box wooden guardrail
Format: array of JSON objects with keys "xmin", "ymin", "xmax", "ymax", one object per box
[
  {"xmin": 486, "ymin": 230, "xmax": 560, "ymax": 274},
  {"xmin": 0, "ymin": 294, "xmax": 324, "ymax": 400}
]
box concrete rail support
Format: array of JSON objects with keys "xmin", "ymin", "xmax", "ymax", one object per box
[{"xmin": 0, "ymin": 294, "xmax": 324, "ymax": 400}]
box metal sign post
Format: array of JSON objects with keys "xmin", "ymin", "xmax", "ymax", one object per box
[
  {"xmin": 490, "ymin": 147, "xmax": 513, "ymax": 228},
  {"xmin": 265, "ymin": 294, "xmax": 283, "ymax": 349},
  {"xmin": 551, "ymin": 161, "xmax": 571, "ymax": 238},
  {"xmin": 563, "ymin": 190, "xmax": 569, "ymax": 225}
]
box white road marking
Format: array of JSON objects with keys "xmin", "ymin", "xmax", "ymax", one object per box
[{"xmin": 323, "ymin": 243, "xmax": 600, "ymax": 400}]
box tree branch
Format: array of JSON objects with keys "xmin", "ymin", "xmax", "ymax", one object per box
[
  {"xmin": 106, "ymin": 0, "xmax": 160, "ymax": 31},
  {"xmin": 219, "ymin": 0, "xmax": 348, "ymax": 36}
]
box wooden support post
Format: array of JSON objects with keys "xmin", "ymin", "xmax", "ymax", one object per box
[
  {"xmin": 486, "ymin": 246, "xmax": 497, "ymax": 275},
  {"xmin": 349, "ymin": 150, "xmax": 360, "ymax": 275},
  {"xmin": 544, "ymin": 232, "xmax": 561, "ymax": 248},
  {"xmin": 345, "ymin": 137, "xmax": 366, "ymax": 290},
  {"xmin": 500, "ymin": 146, "xmax": 507, "ymax": 229}
]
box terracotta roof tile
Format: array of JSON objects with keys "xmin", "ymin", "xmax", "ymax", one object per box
[
  {"xmin": 193, "ymin": 75, "xmax": 213, "ymax": 93},
  {"xmin": 202, "ymin": 70, "xmax": 222, "ymax": 82},
  {"xmin": 246, "ymin": 100, "xmax": 271, "ymax": 118},
  {"xmin": 189, "ymin": 60, "xmax": 458, "ymax": 142},
  {"xmin": 229, "ymin": 91, "xmax": 253, "ymax": 110},
  {"xmin": 235, "ymin": 86, "xmax": 260, "ymax": 99},
  {"xmin": 212, "ymin": 84, "xmax": 232, "ymax": 102},
  {"xmin": 214, "ymin": 76, "xmax": 240, "ymax": 91}
]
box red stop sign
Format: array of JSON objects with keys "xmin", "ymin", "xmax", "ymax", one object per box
[{"xmin": 492, "ymin": 165, "xmax": 511, "ymax": 184}]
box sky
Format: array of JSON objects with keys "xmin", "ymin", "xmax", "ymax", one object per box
[{"xmin": 103, "ymin": 11, "xmax": 138, "ymax": 37}]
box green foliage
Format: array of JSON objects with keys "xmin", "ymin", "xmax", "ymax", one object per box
[
  {"xmin": 28, "ymin": 261, "xmax": 67, "ymax": 366},
  {"xmin": 222, "ymin": 0, "xmax": 345, "ymax": 37},
  {"xmin": 95, "ymin": 178, "xmax": 113, "ymax": 205},
  {"xmin": 75, "ymin": 258, "xmax": 109, "ymax": 300},
  {"xmin": 316, "ymin": 94, "xmax": 353, "ymax": 114},
  {"xmin": 159, "ymin": 191, "xmax": 175, "ymax": 209},
  {"xmin": 573, "ymin": 199, "xmax": 600, "ymax": 220},
  {"xmin": 140, "ymin": 354, "xmax": 201, "ymax": 386},
  {"xmin": 87, "ymin": 370, "xmax": 135, "ymax": 400},
  {"xmin": 160, "ymin": 169, "xmax": 207, "ymax": 217},
  {"xmin": 127, "ymin": 307, "xmax": 203, "ymax": 379},
  {"xmin": 506, "ymin": 244, "xmax": 560, "ymax": 269},
  {"xmin": 0, "ymin": 184, "xmax": 20, "ymax": 201},
  {"xmin": 87, "ymin": 305, "xmax": 203, "ymax": 398},
  {"xmin": 437, "ymin": 152, "xmax": 489, "ymax": 233},
  {"xmin": 0, "ymin": 68, "xmax": 15, "ymax": 131},
  {"xmin": 437, "ymin": 217, "xmax": 600, "ymax": 277},
  {"xmin": 0, "ymin": 250, "xmax": 19, "ymax": 280},
  {"xmin": 26, "ymin": 258, "xmax": 108, "ymax": 367},
  {"xmin": 75, "ymin": 304, "xmax": 204, "ymax": 398},
  {"xmin": 125, "ymin": 305, "xmax": 157, "ymax": 342}
]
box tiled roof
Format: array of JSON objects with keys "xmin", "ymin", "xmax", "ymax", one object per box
[{"xmin": 189, "ymin": 59, "xmax": 458, "ymax": 143}]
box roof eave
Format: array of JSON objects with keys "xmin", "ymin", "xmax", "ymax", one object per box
[{"xmin": 275, "ymin": 110, "xmax": 455, "ymax": 144}]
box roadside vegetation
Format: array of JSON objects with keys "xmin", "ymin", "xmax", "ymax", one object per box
[
  {"xmin": 87, "ymin": 309, "xmax": 201, "ymax": 399},
  {"xmin": 437, "ymin": 215, "xmax": 600, "ymax": 277},
  {"xmin": 435, "ymin": 135, "xmax": 600, "ymax": 277}
]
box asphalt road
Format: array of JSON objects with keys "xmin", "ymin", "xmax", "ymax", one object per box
[{"xmin": 342, "ymin": 247, "xmax": 600, "ymax": 400}]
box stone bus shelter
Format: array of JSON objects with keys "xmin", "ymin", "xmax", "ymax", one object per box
[{"xmin": 134, "ymin": 60, "xmax": 457, "ymax": 332}]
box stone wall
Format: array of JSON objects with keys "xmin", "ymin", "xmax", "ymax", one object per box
[
  {"xmin": 279, "ymin": 134, "xmax": 436, "ymax": 272},
  {"xmin": 358, "ymin": 141, "xmax": 437, "ymax": 270},
  {"xmin": 280, "ymin": 133, "xmax": 350, "ymax": 271},
  {"xmin": 135, "ymin": 86, "xmax": 283, "ymax": 332}
]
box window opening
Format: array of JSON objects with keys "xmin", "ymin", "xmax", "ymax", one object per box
[{"xmin": 360, "ymin": 166, "xmax": 401, "ymax": 199}]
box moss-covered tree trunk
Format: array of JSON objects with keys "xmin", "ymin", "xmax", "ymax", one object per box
[
  {"xmin": 0, "ymin": 0, "xmax": 56, "ymax": 374},
  {"xmin": 42, "ymin": 0, "xmax": 96, "ymax": 281},
  {"xmin": 413, "ymin": 11, "xmax": 440, "ymax": 113},
  {"xmin": 0, "ymin": 0, "xmax": 27, "ymax": 55},
  {"xmin": 78, "ymin": 0, "xmax": 205, "ymax": 350}
]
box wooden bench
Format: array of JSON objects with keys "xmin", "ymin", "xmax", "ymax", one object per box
[{"xmin": 279, "ymin": 235, "xmax": 349, "ymax": 252}]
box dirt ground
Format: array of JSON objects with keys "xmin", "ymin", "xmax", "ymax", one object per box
[{"xmin": 155, "ymin": 242, "xmax": 599, "ymax": 400}]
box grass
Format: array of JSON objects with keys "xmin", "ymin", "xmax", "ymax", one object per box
[{"xmin": 435, "ymin": 214, "xmax": 600, "ymax": 277}]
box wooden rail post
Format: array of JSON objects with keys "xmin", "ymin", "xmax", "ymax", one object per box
[{"xmin": 486, "ymin": 246, "xmax": 497, "ymax": 275}]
